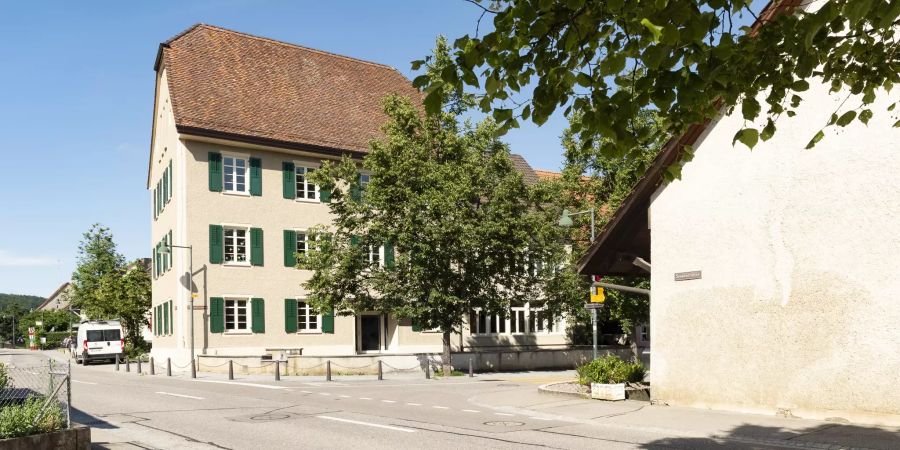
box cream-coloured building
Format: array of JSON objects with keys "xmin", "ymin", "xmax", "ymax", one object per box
[
  {"xmin": 577, "ymin": 3, "xmax": 900, "ymax": 426},
  {"xmin": 148, "ymin": 25, "xmax": 570, "ymax": 367}
]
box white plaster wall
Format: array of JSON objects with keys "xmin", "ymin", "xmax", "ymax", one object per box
[{"xmin": 649, "ymin": 77, "xmax": 900, "ymax": 425}]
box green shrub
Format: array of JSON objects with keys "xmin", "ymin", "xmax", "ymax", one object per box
[
  {"xmin": 576, "ymin": 355, "xmax": 646, "ymax": 386},
  {"xmin": 0, "ymin": 397, "xmax": 65, "ymax": 439},
  {"xmin": 0, "ymin": 363, "xmax": 8, "ymax": 390}
]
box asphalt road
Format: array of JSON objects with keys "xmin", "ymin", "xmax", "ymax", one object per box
[{"xmin": 6, "ymin": 351, "xmax": 895, "ymax": 450}]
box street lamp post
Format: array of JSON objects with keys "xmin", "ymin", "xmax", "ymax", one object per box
[
  {"xmin": 159, "ymin": 244, "xmax": 195, "ymax": 378},
  {"xmin": 558, "ymin": 208, "xmax": 600, "ymax": 359}
]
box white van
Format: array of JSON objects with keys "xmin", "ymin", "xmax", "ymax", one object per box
[{"xmin": 71, "ymin": 320, "xmax": 124, "ymax": 364}]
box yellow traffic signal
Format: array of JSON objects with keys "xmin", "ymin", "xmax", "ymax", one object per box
[{"xmin": 590, "ymin": 286, "xmax": 605, "ymax": 303}]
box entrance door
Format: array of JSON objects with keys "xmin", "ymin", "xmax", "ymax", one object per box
[{"xmin": 360, "ymin": 316, "xmax": 381, "ymax": 351}]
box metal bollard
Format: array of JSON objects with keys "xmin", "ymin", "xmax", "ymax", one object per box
[
  {"xmin": 228, "ymin": 360, "xmax": 234, "ymax": 380},
  {"xmin": 166, "ymin": 358, "xmax": 172, "ymax": 377},
  {"xmin": 425, "ymin": 361, "xmax": 431, "ymax": 379},
  {"xmin": 191, "ymin": 357, "xmax": 197, "ymax": 379},
  {"xmin": 150, "ymin": 357, "xmax": 155, "ymax": 375},
  {"xmin": 326, "ymin": 360, "xmax": 332, "ymax": 381},
  {"xmin": 469, "ymin": 357, "xmax": 474, "ymax": 377},
  {"xmin": 275, "ymin": 361, "xmax": 281, "ymax": 381},
  {"xmin": 137, "ymin": 358, "xmax": 142, "ymax": 374},
  {"xmin": 115, "ymin": 357, "xmax": 120, "ymax": 371},
  {"xmin": 377, "ymin": 360, "xmax": 383, "ymax": 381},
  {"xmin": 125, "ymin": 358, "xmax": 131, "ymax": 373}
]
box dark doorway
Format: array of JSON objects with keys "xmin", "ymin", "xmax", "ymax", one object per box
[{"xmin": 360, "ymin": 316, "xmax": 381, "ymax": 351}]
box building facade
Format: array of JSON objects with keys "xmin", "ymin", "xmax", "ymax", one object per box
[
  {"xmin": 577, "ymin": 2, "xmax": 900, "ymax": 426},
  {"xmin": 149, "ymin": 25, "xmax": 569, "ymax": 365}
]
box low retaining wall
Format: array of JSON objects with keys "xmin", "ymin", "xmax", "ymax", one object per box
[
  {"xmin": 0, "ymin": 426, "xmax": 91, "ymax": 450},
  {"xmin": 197, "ymin": 346, "xmax": 636, "ymax": 376}
]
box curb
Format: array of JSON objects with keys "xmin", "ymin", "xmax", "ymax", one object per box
[{"xmin": 537, "ymin": 381, "xmax": 590, "ymax": 399}]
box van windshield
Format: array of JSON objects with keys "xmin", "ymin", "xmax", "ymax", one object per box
[{"xmin": 86, "ymin": 329, "xmax": 121, "ymax": 342}]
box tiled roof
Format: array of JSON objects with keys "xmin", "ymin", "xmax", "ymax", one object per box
[
  {"xmin": 509, "ymin": 154, "xmax": 540, "ymax": 185},
  {"xmin": 158, "ymin": 24, "xmax": 421, "ymax": 153},
  {"xmin": 534, "ymin": 169, "xmax": 561, "ymax": 181}
]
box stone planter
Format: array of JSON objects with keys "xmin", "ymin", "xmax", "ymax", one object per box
[
  {"xmin": 590, "ymin": 382, "xmax": 626, "ymax": 401},
  {"xmin": 0, "ymin": 425, "xmax": 91, "ymax": 450}
]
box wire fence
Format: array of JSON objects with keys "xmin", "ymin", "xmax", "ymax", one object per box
[{"xmin": 0, "ymin": 356, "xmax": 70, "ymax": 434}]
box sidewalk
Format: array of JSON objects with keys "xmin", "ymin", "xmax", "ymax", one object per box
[{"xmin": 471, "ymin": 387, "xmax": 900, "ymax": 450}]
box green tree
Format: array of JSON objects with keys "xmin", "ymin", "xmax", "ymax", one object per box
[
  {"xmin": 70, "ymin": 225, "xmax": 150, "ymax": 349},
  {"xmin": 416, "ymin": 0, "xmax": 900, "ymax": 167}
]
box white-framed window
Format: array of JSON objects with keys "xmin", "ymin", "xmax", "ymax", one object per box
[
  {"xmin": 295, "ymin": 166, "xmax": 318, "ymax": 201},
  {"xmin": 471, "ymin": 303, "xmax": 562, "ymax": 335},
  {"xmin": 359, "ymin": 174, "xmax": 370, "ymax": 197},
  {"xmin": 639, "ymin": 323, "xmax": 650, "ymax": 342},
  {"xmin": 223, "ymin": 156, "xmax": 248, "ymax": 193},
  {"xmin": 296, "ymin": 231, "xmax": 316, "ymax": 257},
  {"xmin": 363, "ymin": 244, "xmax": 381, "ymax": 267},
  {"xmin": 224, "ymin": 227, "xmax": 248, "ymax": 264},
  {"xmin": 297, "ymin": 300, "xmax": 320, "ymax": 332},
  {"xmin": 224, "ymin": 298, "xmax": 249, "ymax": 332}
]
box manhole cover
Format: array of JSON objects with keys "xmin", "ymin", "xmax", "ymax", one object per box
[
  {"xmin": 484, "ymin": 421, "xmax": 525, "ymax": 427},
  {"xmin": 250, "ymin": 414, "xmax": 291, "ymax": 421}
]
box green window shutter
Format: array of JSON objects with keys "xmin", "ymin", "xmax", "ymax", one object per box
[
  {"xmin": 350, "ymin": 182, "xmax": 361, "ymax": 202},
  {"xmin": 163, "ymin": 302, "xmax": 169, "ymax": 335},
  {"xmin": 157, "ymin": 305, "xmax": 162, "ymax": 336},
  {"xmin": 152, "ymin": 250, "xmax": 157, "ymax": 280},
  {"xmin": 411, "ymin": 319, "xmax": 422, "ymax": 332},
  {"xmin": 209, "ymin": 225, "xmax": 223, "ymax": 264},
  {"xmin": 168, "ymin": 160, "xmax": 173, "ymax": 203},
  {"xmin": 208, "ymin": 152, "xmax": 223, "ymax": 192},
  {"xmin": 168, "ymin": 301, "xmax": 174, "ymax": 335},
  {"xmin": 350, "ymin": 235, "xmax": 359, "ymax": 247},
  {"xmin": 250, "ymin": 228, "xmax": 264, "ymax": 266},
  {"xmin": 283, "ymin": 230, "xmax": 297, "ymax": 267},
  {"xmin": 167, "ymin": 230, "xmax": 173, "ymax": 271},
  {"xmin": 321, "ymin": 308, "xmax": 335, "ymax": 334},
  {"xmin": 156, "ymin": 181, "xmax": 162, "ymax": 215},
  {"xmin": 153, "ymin": 188, "xmax": 157, "ymax": 220},
  {"xmin": 210, "ymin": 297, "xmax": 225, "ymax": 333},
  {"xmin": 284, "ymin": 299, "xmax": 298, "ymax": 333},
  {"xmin": 251, "ymin": 298, "xmax": 265, "ymax": 333},
  {"xmin": 282, "ymin": 162, "xmax": 295, "ymax": 199},
  {"xmin": 249, "ymin": 157, "xmax": 262, "ymax": 196},
  {"xmin": 320, "ymin": 184, "xmax": 332, "ymax": 203},
  {"xmin": 163, "ymin": 167, "xmax": 169, "ymax": 206},
  {"xmin": 384, "ymin": 243, "xmax": 395, "ymax": 269},
  {"xmin": 153, "ymin": 305, "xmax": 158, "ymax": 336}
]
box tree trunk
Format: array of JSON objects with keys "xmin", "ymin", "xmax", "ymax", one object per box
[{"xmin": 441, "ymin": 331, "xmax": 453, "ymax": 376}]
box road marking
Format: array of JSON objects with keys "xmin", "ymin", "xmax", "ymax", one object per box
[
  {"xmin": 462, "ymin": 409, "xmax": 480, "ymax": 413},
  {"xmin": 339, "ymin": 395, "xmax": 351, "ymax": 398},
  {"xmin": 72, "ymin": 380, "xmax": 97, "ymax": 385},
  {"xmin": 192, "ymin": 379, "xmax": 286, "ymax": 390},
  {"xmin": 318, "ymin": 392, "xmax": 331, "ymax": 396},
  {"xmin": 359, "ymin": 397, "xmax": 373, "ymax": 400},
  {"xmin": 533, "ymin": 417, "xmax": 554, "ymax": 421},
  {"xmin": 494, "ymin": 412, "xmax": 514, "ymax": 416},
  {"xmin": 317, "ymin": 415, "xmax": 415, "ymax": 433},
  {"xmin": 432, "ymin": 405, "xmax": 450, "ymax": 409},
  {"xmin": 156, "ymin": 392, "xmax": 203, "ymax": 400},
  {"xmin": 381, "ymin": 400, "xmax": 396, "ymax": 403},
  {"xmin": 405, "ymin": 403, "xmax": 421, "ymax": 406},
  {"xmin": 300, "ymin": 390, "xmax": 313, "ymax": 394}
]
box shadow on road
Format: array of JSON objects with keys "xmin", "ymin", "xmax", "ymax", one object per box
[
  {"xmin": 71, "ymin": 406, "xmax": 118, "ymax": 430},
  {"xmin": 640, "ymin": 422, "xmax": 900, "ymax": 449}
]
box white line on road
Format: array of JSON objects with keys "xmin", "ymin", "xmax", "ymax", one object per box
[
  {"xmin": 381, "ymin": 400, "xmax": 396, "ymax": 403},
  {"xmin": 156, "ymin": 391, "xmax": 204, "ymax": 400},
  {"xmin": 405, "ymin": 403, "xmax": 421, "ymax": 406},
  {"xmin": 533, "ymin": 417, "xmax": 554, "ymax": 421},
  {"xmin": 339, "ymin": 395, "xmax": 351, "ymax": 398},
  {"xmin": 317, "ymin": 415, "xmax": 415, "ymax": 433},
  {"xmin": 359, "ymin": 397, "xmax": 373, "ymax": 400},
  {"xmin": 191, "ymin": 379, "xmax": 286, "ymax": 390},
  {"xmin": 300, "ymin": 390, "xmax": 313, "ymax": 394},
  {"xmin": 462, "ymin": 409, "xmax": 480, "ymax": 413},
  {"xmin": 494, "ymin": 413, "xmax": 514, "ymax": 416},
  {"xmin": 432, "ymin": 406, "xmax": 450, "ymax": 409},
  {"xmin": 72, "ymin": 380, "xmax": 98, "ymax": 385},
  {"xmin": 319, "ymin": 392, "xmax": 331, "ymax": 396}
]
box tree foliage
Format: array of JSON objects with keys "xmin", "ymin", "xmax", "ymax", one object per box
[
  {"xmin": 415, "ymin": 0, "xmax": 900, "ymax": 170},
  {"xmin": 70, "ymin": 224, "xmax": 151, "ymax": 348}
]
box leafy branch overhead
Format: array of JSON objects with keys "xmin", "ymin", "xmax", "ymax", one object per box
[{"xmin": 414, "ymin": 0, "xmax": 900, "ymax": 160}]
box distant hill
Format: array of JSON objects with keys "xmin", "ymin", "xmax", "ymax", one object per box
[{"xmin": 0, "ymin": 293, "xmax": 45, "ymax": 311}]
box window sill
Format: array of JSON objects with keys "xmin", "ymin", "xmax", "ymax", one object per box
[
  {"xmin": 223, "ymin": 331, "xmax": 253, "ymax": 336},
  {"xmin": 296, "ymin": 330, "xmax": 322, "ymax": 335},
  {"xmin": 223, "ymin": 262, "xmax": 251, "ymax": 267},
  {"xmin": 223, "ymin": 191, "xmax": 251, "ymax": 197},
  {"xmin": 294, "ymin": 198, "xmax": 321, "ymax": 204}
]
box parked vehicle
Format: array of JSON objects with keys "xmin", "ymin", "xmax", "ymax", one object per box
[{"xmin": 70, "ymin": 320, "xmax": 124, "ymax": 364}]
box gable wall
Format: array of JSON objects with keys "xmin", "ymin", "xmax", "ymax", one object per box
[{"xmin": 648, "ymin": 78, "xmax": 900, "ymax": 425}]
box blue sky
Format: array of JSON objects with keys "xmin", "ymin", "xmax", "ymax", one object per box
[{"xmin": 0, "ymin": 1, "xmax": 571, "ymax": 296}]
